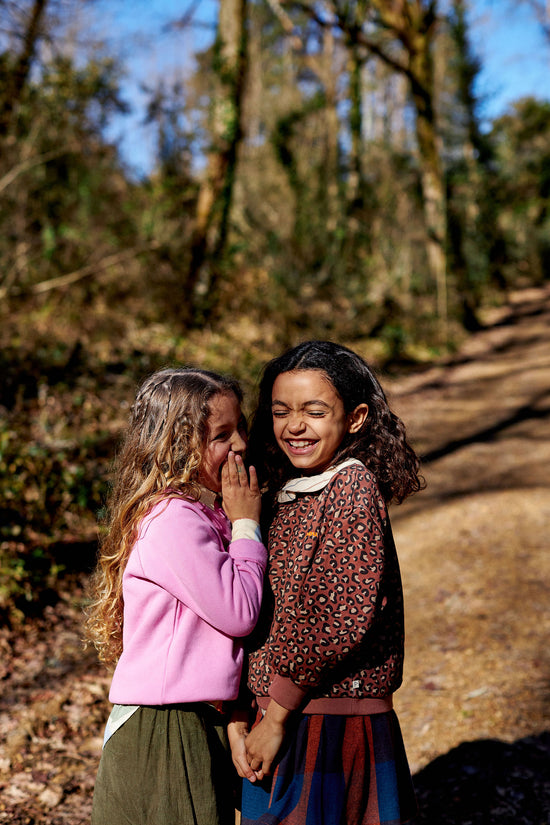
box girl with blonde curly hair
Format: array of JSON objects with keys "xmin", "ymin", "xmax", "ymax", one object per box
[{"xmin": 86, "ymin": 367, "xmax": 266, "ymax": 825}]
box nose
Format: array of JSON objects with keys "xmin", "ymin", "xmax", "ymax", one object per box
[
  {"xmin": 287, "ymin": 412, "xmax": 306, "ymax": 433},
  {"xmin": 231, "ymin": 429, "xmax": 247, "ymax": 454}
]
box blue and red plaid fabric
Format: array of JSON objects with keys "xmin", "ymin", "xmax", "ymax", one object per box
[{"xmin": 241, "ymin": 711, "xmax": 418, "ymax": 825}]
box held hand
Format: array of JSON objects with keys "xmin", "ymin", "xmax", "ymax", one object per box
[
  {"xmin": 244, "ymin": 701, "xmax": 289, "ymax": 779},
  {"xmin": 221, "ymin": 452, "xmax": 261, "ymax": 524},
  {"xmin": 227, "ymin": 717, "xmax": 259, "ymax": 782}
]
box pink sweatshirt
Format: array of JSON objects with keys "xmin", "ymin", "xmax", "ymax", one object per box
[{"xmin": 108, "ymin": 494, "xmax": 266, "ymax": 706}]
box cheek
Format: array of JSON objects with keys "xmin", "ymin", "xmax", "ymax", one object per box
[
  {"xmin": 204, "ymin": 445, "xmax": 224, "ymax": 474},
  {"xmin": 214, "ymin": 443, "xmax": 231, "ymax": 467}
]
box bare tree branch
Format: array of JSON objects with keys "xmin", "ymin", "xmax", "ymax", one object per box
[
  {"xmin": 163, "ymin": 0, "xmax": 211, "ymax": 32},
  {"xmin": 0, "ymin": 145, "xmax": 77, "ymax": 194},
  {"xmin": 264, "ymin": 0, "xmax": 303, "ymax": 48},
  {"xmin": 285, "ymin": 0, "xmax": 413, "ymax": 78},
  {"xmin": 0, "ymin": 244, "xmax": 160, "ymax": 300}
]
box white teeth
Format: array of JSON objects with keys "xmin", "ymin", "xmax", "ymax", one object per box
[{"xmin": 288, "ymin": 440, "xmax": 315, "ymax": 448}]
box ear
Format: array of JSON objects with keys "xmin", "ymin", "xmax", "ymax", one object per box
[{"xmin": 347, "ymin": 403, "xmax": 369, "ymax": 434}]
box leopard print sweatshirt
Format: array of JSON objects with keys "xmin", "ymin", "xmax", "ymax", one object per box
[{"xmin": 247, "ymin": 461, "xmax": 405, "ymax": 715}]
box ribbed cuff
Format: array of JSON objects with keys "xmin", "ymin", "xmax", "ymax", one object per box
[
  {"xmin": 268, "ymin": 675, "xmax": 308, "ymax": 711},
  {"xmin": 231, "ymin": 518, "xmax": 262, "ymax": 542}
]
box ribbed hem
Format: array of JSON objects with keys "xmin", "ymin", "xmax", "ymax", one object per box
[{"xmin": 259, "ymin": 689, "xmax": 393, "ymax": 716}]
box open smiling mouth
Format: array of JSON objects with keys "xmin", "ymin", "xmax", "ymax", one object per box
[{"xmin": 286, "ymin": 439, "xmax": 318, "ymax": 451}]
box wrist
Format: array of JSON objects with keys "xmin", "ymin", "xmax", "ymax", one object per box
[
  {"xmin": 227, "ymin": 718, "xmax": 249, "ymax": 740},
  {"xmin": 264, "ymin": 699, "xmax": 292, "ymax": 729}
]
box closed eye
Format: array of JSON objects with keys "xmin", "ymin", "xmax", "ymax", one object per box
[{"xmin": 272, "ymin": 407, "xmax": 328, "ymax": 417}]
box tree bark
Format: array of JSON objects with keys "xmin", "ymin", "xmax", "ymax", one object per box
[
  {"xmin": 364, "ymin": 0, "xmax": 447, "ymax": 334},
  {"xmin": 0, "ymin": 0, "xmax": 49, "ymax": 137},
  {"xmin": 348, "ymin": 43, "xmax": 364, "ymax": 205},
  {"xmin": 407, "ymin": 27, "xmax": 447, "ymax": 332},
  {"xmin": 292, "ymin": 0, "xmax": 448, "ymax": 336},
  {"xmin": 186, "ymin": 0, "xmax": 248, "ymax": 322}
]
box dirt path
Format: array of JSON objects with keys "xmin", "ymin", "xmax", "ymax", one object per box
[
  {"xmin": 388, "ymin": 285, "xmax": 550, "ymax": 822},
  {"xmin": 1, "ymin": 286, "xmax": 549, "ymax": 824}
]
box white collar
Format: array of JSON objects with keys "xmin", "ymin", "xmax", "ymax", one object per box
[{"xmin": 277, "ymin": 459, "xmax": 363, "ymax": 503}]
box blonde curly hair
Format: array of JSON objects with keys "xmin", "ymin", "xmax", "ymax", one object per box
[{"xmin": 84, "ymin": 367, "xmax": 243, "ymax": 667}]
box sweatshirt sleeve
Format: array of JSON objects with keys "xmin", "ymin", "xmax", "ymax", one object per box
[
  {"xmin": 134, "ymin": 499, "xmax": 267, "ymax": 638},
  {"xmin": 267, "ymin": 473, "xmax": 390, "ymax": 706}
]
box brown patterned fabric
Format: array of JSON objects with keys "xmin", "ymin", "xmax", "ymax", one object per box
[{"xmin": 248, "ymin": 464, "xmax": 405, "ymax": 712}]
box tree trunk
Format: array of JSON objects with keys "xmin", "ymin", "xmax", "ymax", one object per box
[
  {"xmin": 322, "ymin": 24, "xmax": 340, "ymax": 233},
  {"xmin": 361, "ymin": 1, "xmax": 448, "ymax": 337},
  {"xmin": 348, "ymin": 44, "xmax": 364, "ymax": 206},
  {"xmin": 0, "ymin": 0, "xmax": 49, "ymax": 137},
  {"xmin": 408, "ymin": 39, "xmax": 448, "ymax": 335},
  {"xmin": 299, "ymin": 0, "xmax": 448, "ymax": 336},
  {"xmin": 186, "ymin": 0, "xmax": 248, "ymax": 322}
]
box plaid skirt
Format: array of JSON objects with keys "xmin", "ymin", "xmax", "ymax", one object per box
[
  {"xmin": 91, "ymin": 703, "xmax": 237, "ymax": 825},
  {"xmin": 241, "ymin": 711, "xmax": 418, "ymax": 825}
]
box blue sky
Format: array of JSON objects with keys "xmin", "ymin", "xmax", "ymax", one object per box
[
  {"xmin": 93, "ymin": 0, "xmax": 550, "ymax": 176},
  {"xmin": 468, "ymin": 0, "xmax": 549, "ymax": 122}
]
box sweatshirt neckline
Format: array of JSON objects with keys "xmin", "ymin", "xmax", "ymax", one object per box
[
  {"xmin": 199, "ymin": 486, "xmax": 222, "ymax": 511},
  {"xmin": 277, "ymin": 459, "xmax": 363, "ymax": 503}
]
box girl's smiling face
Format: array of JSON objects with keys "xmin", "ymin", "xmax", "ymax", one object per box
[
  {"xmin": 271, "ymin": 370, "xmax": 368, "ymax": 475},
  {"xmin": 199, "ymin": 392, "xmax": 247, "ymax": 492}
]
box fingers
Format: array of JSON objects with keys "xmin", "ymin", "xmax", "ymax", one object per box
[
  {"xmin": 229, "ymin": 742, "xmax": 258, "ymax": 782},
  {"xmin": 234, "ymin": 453, "xmax": 245, "ymax": 485},
  {"xmin": 246, "ymin": 742, "xmax": 272, "ymax": 776},
  {"xmin": 224, "ymin": 451, "xmax": 245, "ymax": 485},
  {"xmin": 248, "ymin": 464, "xmax": 260, "ymax": 495},
  {"xmin": 234, "ymin": 754, "xmax": 258, "ymax": 781},
  {"xmin": 228, "ymin": 720, "xmax": 258, "ymax": 782},
  {"xmin": 246, "ymin": 755, "xmax": 270, "ymax": 777},
  {"xmin": 227, "ymin": 451, "xmax": 242, "ymax": 485},
  {"xmin": 221, "ymin": 452, "xmax": 261, "ymax": 523},
  {"xmin": 244, "ymin": 751, "xmax": 266, "ymax": 780},
  {"xmin": 224, "ymin": 452, "xmax": 257, "ymax": 490}
]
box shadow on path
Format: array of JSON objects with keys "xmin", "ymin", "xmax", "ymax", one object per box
[
  {"xmin": 421, "ymin": 388, "xmax": 550, "ymax": 464},
  {"xmin": 413, "ymin": 731, "xmax": 550, "ymax": 824}
]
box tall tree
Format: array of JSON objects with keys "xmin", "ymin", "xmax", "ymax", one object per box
[
  {"xmin": 0, "ymin": 0, "xmax": 49, "ymax": 137},
  {"xmin": 444, "ymin": 0, "xmax": 490, "ymax": 329},
  {"xmin": 491, "ymin": 98, "xmax": 550, "ymax": 285},
  {"xmin": 284, "ymin": 0, "xmax": 448, "ymax": 334},
  {"xmin": 186, "ymin": 0, "xmax": 248, "ymax": 321}
]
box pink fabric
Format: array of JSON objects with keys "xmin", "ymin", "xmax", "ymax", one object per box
[{"xmin": 109, "ymin": 496, "xmax": 266, "ymax": 705}]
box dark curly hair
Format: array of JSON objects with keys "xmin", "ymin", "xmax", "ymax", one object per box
[{"xmin": 248, "ymin": 341, "xmax": 424, "ymax": 505}]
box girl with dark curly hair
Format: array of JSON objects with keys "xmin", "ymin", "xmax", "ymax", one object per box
[{"xmin": 228, "ymin": 341, "xmax": 423, "ymax": 825}]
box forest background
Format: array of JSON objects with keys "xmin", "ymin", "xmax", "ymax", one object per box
[
  {"xmin": 0, "ymin": 0, "xmax": 549, "ymax": 647},
  {"xmin": 1, "ymin": 2, "xmax": 550, "ymax": 822}
]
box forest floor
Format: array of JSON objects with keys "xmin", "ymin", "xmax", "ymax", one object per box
[{"xmin": 0, "ymin": 285, "xmax": 549, "ymax": 824}]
